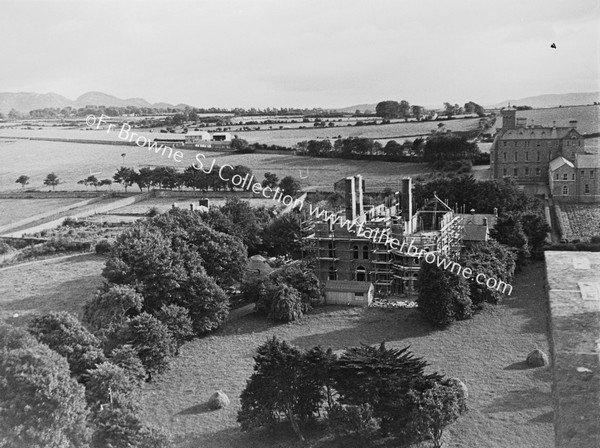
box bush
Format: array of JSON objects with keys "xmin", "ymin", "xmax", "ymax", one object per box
[
  {"xmin": 591, "ymin": 235, "xmax": 600, "ymax": 244},
  {"xmin": 327, "ymin": 403, "xmax": 379, "ymax": 447},
  {"xmin": 84, "ymin": 284, "xmax": 143, "ymax": 334},
  {"xmin": 417, "ymin": 261, "xmax": 473, "ymax": 326},
  {"xmin": 268, "ymin": 283, "xmax": 303, "ymax": 322},
  {"xmin": 0, "ymin": 241, "xmax": 13, "ymax": 255},
  {"xmin": 154, "ymin": 304, "xmax": 195, "ymax": 354},
  {"xmin": 95, "ymin": 239, "xmax": 113, "ymax": 254}
]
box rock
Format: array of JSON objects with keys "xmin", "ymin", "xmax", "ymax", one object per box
[
  {"xmin": 448, "ymin": 377, "xmax": 469, "ymax": 399},
  {"xmin": 208, "ymin": 390, "xmax": 230, "ymax": 410},
  {"xmin": 526, "ymin": 349, "xmax": 549, "ymax": 367}
]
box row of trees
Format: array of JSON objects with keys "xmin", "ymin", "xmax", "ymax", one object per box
[
  {"xmin": 375, "ymin": 100, "xmax": 486, "ymax": 120},
  {"xmin": 112, "ymin": 165, "xmax": 302, "ymax": 196},
  {"xmin": 238, "ymin": 337, "xmax": 467, "ymax": 447},
  {"xmin": 295, "ymin": 136, "xmax": 425, "ymax": 161}
]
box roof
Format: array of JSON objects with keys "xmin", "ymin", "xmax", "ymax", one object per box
[
  {"xmin": 458, "ymin": 213, "xmax": 497, "ymax": 228},
  {"xmin": 497, "ymin": 127, "xmax": 580, "ymax": 140},
  {"xmin": 463, "ymin": 224, "xmax": 488, "ymax": 242},
  {"xmin": 550, "ymin": 156, "xmax": 575, "ymax": 171},
  {"xmin": 325, "ymin": 280, "xmax": 373, "ymax": 293},
  {"xmin": 154, "ymin": 134, "xmax": 186, "ymax": 141},
  {"xmin": 575, "ymin": 153, "xmax": 600, "ymax": 169}
]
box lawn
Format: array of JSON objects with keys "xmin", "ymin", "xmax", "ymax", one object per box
[
  {"xmin": 136, "ymin": 262, "xmax": 553, "ymax": 448},
  {"xmin": 0, "ymin": 254, "xmax": 553, "ymax": 448}
]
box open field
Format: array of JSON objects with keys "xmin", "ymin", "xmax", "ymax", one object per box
[
  {"xmin": 557, "ymin": 204, "xmax": 600, "ymax": 241},
  {"xmin": 0, "ymin": 139, "xmax": 437, "ymax": 193},
  {"xmin": 0, "ymin": 116, "xmax": 483, "ymax": 148},
  {"xmin": 0, "ymin": 256, "xmax": 553, "ymax": 448},
  {"xmin": 0, "ymin": 198, "xmax": 82, "ymax": 226}
]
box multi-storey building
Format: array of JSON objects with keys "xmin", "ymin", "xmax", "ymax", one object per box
[
  {"xmin": 490, "ymin": 107, "xmax": 599, "ymax": 202},
  {"xmin": 307, "ymin": 176, "xmax": 467, "ymax": 298}
]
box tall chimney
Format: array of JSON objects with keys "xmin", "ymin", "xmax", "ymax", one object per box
[
  {"xmin": 355, "ymin": 174, "xmax": 364, "ymax": 217},
  {"xmin": 345, "ymin": 177, "xmax": 356, "ymax": 221},
  {"xmin": 401, "ymin": 178, "xmax": 413, "ymax": 233}
]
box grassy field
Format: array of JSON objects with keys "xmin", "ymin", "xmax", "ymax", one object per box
[
  {"xmin": 0, "ymin": 139, "xmax": 438, "ymax": 192},
  {"xmin": 0, "ymin": 256, "xmax": 553, "ymax": 448},
  {"xmin": 0, "ymin": 198, "xmax": 82, "ymax": 226}
]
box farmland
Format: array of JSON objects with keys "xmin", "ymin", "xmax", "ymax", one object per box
[
  {"xmin": 0, "ymin": 198, "xmax": 82, "ymax": 227},
  {"xmin": 0, "ymin": 256, "xmax": 554, "ymax": 448},
  {"xmin": 0, "ymin": 139, "xmax": 439, "ymax": 193}
]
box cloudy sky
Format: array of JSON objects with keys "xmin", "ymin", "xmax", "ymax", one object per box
[{"xmin": 1, "ymin": 0, "xmax": 598, "ymax": 108}]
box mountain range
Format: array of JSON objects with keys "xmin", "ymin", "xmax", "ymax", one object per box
[{"xmin": 0, "ymin": 91, "xmax": 193, "ymax": 115}]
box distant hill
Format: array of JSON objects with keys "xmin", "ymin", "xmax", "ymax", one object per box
[
  {"xmin": 334, "ymin": 103, "xmax": 378, "ymax": 114},
  {"xmin": 488, "ymin": 92, "xmax": 600, "ymax": 109},
  {"xmin": 0, "ymin": 91, "xmax": 194, "ymax": 115}
]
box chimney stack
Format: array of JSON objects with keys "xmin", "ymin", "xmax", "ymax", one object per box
[
  {"xmin": 355, "ymin": 175, "xmax": 364, "ymax": 218},
  {"xmin": 344, "ymin": 177, "xmax": 356, "ymax": 221},
  {"xmin": 569, "ymin": 120, "xmax": 578, "ymax": 129},
  {"xmin": 401, "ymin": 178, "xmax": 413, "ymax": 233}
]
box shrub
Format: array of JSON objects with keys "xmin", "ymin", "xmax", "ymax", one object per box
[
  {"xmin": 417, "ymin": 261, "xmax": 472, "ymax": 325},
  {"xmin": 327, "ymin": 403, "xmax": 379, "ymax": 446},
  {"xmin": 90, "ymin": 407, "xmax": 169, "ymax": 448},
  {"xmin": 268, "ymin": 283, "xmax": 303, "ymax": 322},
  {"xmin": 84, "ymin": 284, "xmax": 144, "ymax": 333},
  {"xmin": 108, "ymin": 345, "xmax": 146, "ymax": 385},
  {"xmin": 0, "ymin": 241, "xmax": 13, "ymax": 255},
  {"xmin": 591, "ymin": 235, "xmax": 600, "ymax": 244},
  {"xmin": 85, "ymin": 361, "xmax": 140, "ymax": 411},
  {"xmin": 95, "ymin": 239, "xmax": 113, "ymax": 254}
]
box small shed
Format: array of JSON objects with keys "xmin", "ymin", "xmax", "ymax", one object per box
[{"xmin": 325, "ymin": 280, "xmax": 374, "ymax": 307}]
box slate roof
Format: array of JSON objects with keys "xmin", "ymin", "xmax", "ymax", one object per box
[
  {"xmin": 497, "ymin": 127, "xmax": 580, "ymax": 140},
  {"xmin": 325, "ymin": 280, "xmax": 373, "ymax": 293},
  {"xmin": 550, "ymin": 157, "xmax": 575, "ymax": 171},
  {"xmin": 576, "ymin": 154, "xmax": 600, "ymax": 169}
]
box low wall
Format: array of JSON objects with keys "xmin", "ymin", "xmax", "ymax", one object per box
[
  {"xmin": 0, "ymin": 191, "xmax": 112, "ymax": 199},
  {"xmin": 153, "ymin": 189, "xmax": 254, "ymax": 198}
]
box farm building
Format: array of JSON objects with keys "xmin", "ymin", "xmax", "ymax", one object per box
[
  {"xmin": 212, "ymin": 132, "xmax": 232, "ymax": 142},
  {"xmin": 184, "ymin": 131, "xmax": 211, "ymax": 146},
  {"xmin": 153, "ymin": 134, "xmax": 186, "ymax": 146},
  {"xmin": 325, "ymin": 280, "xmax": 374, "ymax": 306}
]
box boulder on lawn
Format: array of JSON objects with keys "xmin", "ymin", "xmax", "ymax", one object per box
[
  {"xmin": 526, "ymin": 349, "xmax": 549, "ymax": 367},
  {"xmin": 208, "ymin": 390, "xmax": 230, "ymax": 410}
]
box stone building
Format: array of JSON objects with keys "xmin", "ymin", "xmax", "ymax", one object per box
[{"xmin": 490, "ymin": 107, "xmax": 599, "ymax": 202}]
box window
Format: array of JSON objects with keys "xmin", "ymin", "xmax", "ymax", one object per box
[
  {"xmin": 525, "ymin": 141, "xmax": 530, "ymax": 147},
  {"xmin": 555, "ymin": 173, "xmax": 559, "ymax": 180},
  {"xmin": 362, "ymin": 245, "xmax": 369, "ymax": 259},
  {"xmin": 562, "ymin": 185, "xmax": 569, "ymax": 195},
  {"xmin": 503, "ymin": 152, "xmax": 507, "ymax": 161},
  {"xmin": 352, "ymin": 245, "xmax": 359, "ymax": 259},
  {"xmin": 525, "ymin": 168, "xmax": 529, "ymax": 176},
  {"xmin": 328, "ymin": 267, "xmax": 337, "ymax": 280},
  {"xmin": 585, "ymin": 184, "xmax": 590, "ymax": 194},
  {"xmin": 591, "ymin": 171, "xmax": 595, "ymax": 178},
  {"xmin": 503, "ymin": 141, "xmax": 507, "ymax": 147},
  {"xmin": 572, "ymin": 174, "xmax": 576, "ymax": 180},
  {"xmin": 514, "ymin": 153, "xmax": 518, "ymax": 162},
  {"xmin": 356, "ymin": 266, "xmax": 366, "ymax": 281},
  {"xmin": 328, "ymin": 242, "xmax": 336, "ymax": 258},
  {"xmin": 514, "ymin": 168, "xmax": 518, "ymax": 176},
  {"xmin": 581, "ymin": 171, "xmax": 585, "ymax": 177},
  {"xmin": 354, "ymin": 292, "xmax": 364, "ymax": 300},
  {"xmin": 503, "ymin": 168, "xmax": 508, "ymax": 176},
  {"xmin": 536, "ymin": 140, "xmax": 541, "ymax": 147},
  {"xmin": 514, "ymin": 141, "xmax": 518, "ymax": 147},
  {"xmin": 536, "ymin": 168, "xmax": 541, "ymax": 176},
  {"xmin": 566, "ymin": 141, "xmax": 570, "ymax": 147},
  {"xmin": 563, "ymin": 173, "xmax": 568, "ymax": 180},
  {"xmin": 525, "ymin": 152, "xmax": 529, "ymax": 161},
  {"xmin": 537, "ymin": 152, "xmax": 540, "ymax": 161}
]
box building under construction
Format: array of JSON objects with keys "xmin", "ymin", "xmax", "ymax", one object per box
[{"xmin": 306, "ymin": 175, "xmax": 475, "ymax": 299}]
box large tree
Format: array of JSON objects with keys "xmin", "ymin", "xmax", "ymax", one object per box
[
  {"xmin": 43, "ymin": 172, "xmax": 60, "ymax": 191},
  {"xmin": 113, "ymin": 167, "xmax": 137, "ymax": 192},
  {"xmin": 28, "ymin": 311, "xmax": 106, "ymax": 378},
  {"xmin": 0, "ymin": 342, "xmax": 90, "ymax": 447}
]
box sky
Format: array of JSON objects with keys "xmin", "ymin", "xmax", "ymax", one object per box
[{"xmin": 0, "ymin": 0, "xmax": 599, "ymax": 109}]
